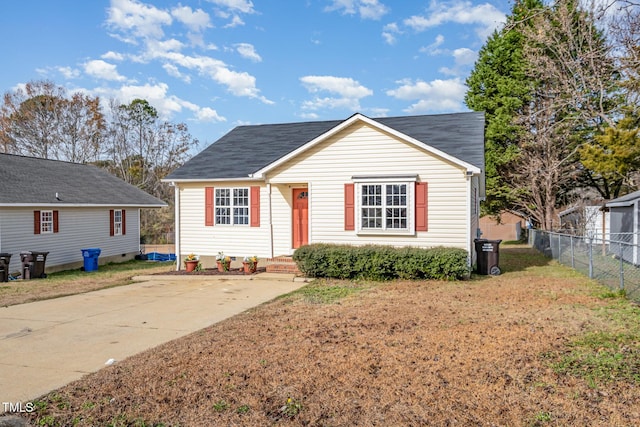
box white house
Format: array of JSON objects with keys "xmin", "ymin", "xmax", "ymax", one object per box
[
  {"xmin": 0, "ymin": 154, "xmax": 166, "ymax": 275},
  {"xmin": 164, "ymin": 112, "xmax": 485, "ymax": 269}
]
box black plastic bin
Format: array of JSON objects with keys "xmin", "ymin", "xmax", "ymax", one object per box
[
  {"xmin": 20, "ymin": 251, "xmax": 49, "ymax": 279},
  {"xmin": 474, "ymin": 239, "xmax": 502, "ymax": 275},
  {"xmin": 0, "ymin": 253, "xmax": 11, "ymax": 282}
]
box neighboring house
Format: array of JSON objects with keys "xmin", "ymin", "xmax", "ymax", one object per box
[
  {"xmin": 558, "ymin": 204, "xmax": 610, "ymax": 243},
  {"xmin": 0, "ymin": 154, "xmax": 166, "ymax": 274},
  {"xmin": 164, "ymin": 112, "xmax": 485, "ymax": 269},
  {"xmin": 479, "ymin": 210, "xmax": 527, "ymax": 241},
  {"xmin": 606, "ymin": 191, "xmax": 640, "ymax": 265}
]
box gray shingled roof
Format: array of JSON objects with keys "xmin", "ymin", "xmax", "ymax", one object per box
[
  {"xmin": 0, "ymin": 154, "xmax": 166, "ymax": 207},
  {"xmin": 165, "ymin": 112, "xmax": 485, "ymax": 181},
  {"xmin": 606, "ymin": 190, "xmax": 640, "ymax": 207}
]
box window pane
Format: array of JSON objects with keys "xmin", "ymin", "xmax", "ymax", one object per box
[
  {"xmin": 234, "ymin": 207, "xmax": 249, "ymax": 225},
  {"xmin": 216, "ymin": 207, "xmax": 231, "ymax": 224}
]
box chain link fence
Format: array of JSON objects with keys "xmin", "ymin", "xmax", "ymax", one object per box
[{"xmin": 529, "ymin": 229, "xmax": 640, "ymax": 302}]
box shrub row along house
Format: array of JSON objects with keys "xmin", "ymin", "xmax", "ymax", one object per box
[
  {"xmin": 164, "ymin": 112, "xmax": 485, "ymax": 269},
  {"xmin": 0, "ymin": 154, "xmax": 165, "ymax": 275}
]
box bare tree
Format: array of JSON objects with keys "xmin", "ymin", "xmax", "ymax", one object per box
[
  {"xmin": 0, "ymin": 80, "xmax": 106, "ymax": 162},
  {"xmin": 0, "ymin": 80, "xmax": 66, "ymax": 158},
  {"xmin": 102, "ymin": 98, "xmax": 198, "ymax": 243},
  {"xmin": 509, "ymin": 88, "xmax": 580, "ymax": 230}
]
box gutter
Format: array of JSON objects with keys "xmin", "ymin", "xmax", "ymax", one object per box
[{"xmin": 172, "ymin": 182, "xmax": 181, "ymax": 271}]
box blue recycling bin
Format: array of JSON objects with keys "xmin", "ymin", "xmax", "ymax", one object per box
[{"xmin": 81, "ymin": 248, "xmax": 101, "ymax": 272}]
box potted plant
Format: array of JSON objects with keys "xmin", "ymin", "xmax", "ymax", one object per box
[
  {"xmin": 242, "ymin": 255, "xmax": 259, "ymax": 274},
  {"xmin": 184, "ymin": 253, "xmax": 199, "ymax": 272},
  {"xmin": 216, "ymin": 252, "xmax": 231, "ymax": 272}
]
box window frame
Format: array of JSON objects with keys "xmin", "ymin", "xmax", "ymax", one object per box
[
  {"xmin": 354, "ymin": 176, "xmax": 416, "ymax": 235},
  {"xmin": 113, "ymin": 209, "xmax": 123, "ymax": 236},
  {"xmin": 215, "ymin": 187, "xmax": 250, "ymax": 226},
  {"xmin": 40, "ymin": 210, "xmax": 54, "ymax": 234}
]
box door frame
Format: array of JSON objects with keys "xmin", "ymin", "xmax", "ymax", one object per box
[{"xmin": 292, "ymin": 187, "xmax": 309, "ymax": 249}]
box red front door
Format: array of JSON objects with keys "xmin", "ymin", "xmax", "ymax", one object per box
[{"xmin": 292, "ymin": 188, "xmax": 308, "ymax": 249}]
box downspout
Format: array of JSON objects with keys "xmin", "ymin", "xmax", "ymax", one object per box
[
  {"xmin": 173, "ymin": 182, "xmax": 181, "ymax": 271},
  {"xmin": 267, "ymin": 183, "xmax": 274, "ymax": 258},
  {"xmin": 466, "ymin": 172, "xmax": 473, "ymax": 267}
]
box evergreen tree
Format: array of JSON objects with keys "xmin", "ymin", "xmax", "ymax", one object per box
[{"xmin": 465, "ymin": 0, "xmax": 543, "ymax": 216}]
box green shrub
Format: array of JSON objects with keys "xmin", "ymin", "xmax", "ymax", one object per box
[{"xmin": 292, "ymin": 244, "xmax": 469, "ymax": 281}]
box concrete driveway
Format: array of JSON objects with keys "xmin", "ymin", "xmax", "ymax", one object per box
[{"xmin": 0, "ymin": 273, "xmax": 306, "ymax": 406}]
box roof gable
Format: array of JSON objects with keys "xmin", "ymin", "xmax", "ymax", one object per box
[
  {"xmin": 0, "ymin": 154, "xmax": 166, "ymax": 207},
  {"xmin": 165, "ymin": 112, "xmax": 485, "ymax": 182}
]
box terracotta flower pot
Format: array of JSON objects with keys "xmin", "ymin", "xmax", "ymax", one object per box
[
  {"xmin": 217, "ymin": 260, "xmax": 230, "ymax": 272},
  {"xmin": 243, "ymin": 262, "xmax": 257, "ymax": 274},
  {"xmin": 185, "ymin": 260, "xmax": 199, "ymax": 272}
]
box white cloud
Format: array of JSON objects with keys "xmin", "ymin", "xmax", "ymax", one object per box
[
  {"xmin": 235, "ymin": 43, "xmax": 262, "ymax": 62},
  {"xmin": 386, "ymin": 78, "xmax": 467, "ymax": 113},
  {"xmin": 207, "ymin": 0, "xmax": 255, "ymax": 14},
  {"xmin": 420, "ymin": 34, "xmax": 446, "ymax": 55},
  {"xmin": 452, "ymin": 47, "xmax": 476, "ymax": 65},
  {"xmin": 300, "ymin": 75, "xmax": 373, "ymax": 112},
  {"xmin": 439, "ymin": 47, "xmax": 477, "ymax": 76},
  {"xmin": 301, "ymin": 75, "xmax": 373, "ymax": 98},
  {"xmin": 106, "ymin": 0, "xmax": 172, "ymax": 41},
  {"xmin": 171, "ymin": 5, "xmax": 211, "ymax": 32},
  {"xmin": 56, "ymin": 66, "xmax": 81, "ymax": 79},
  {"xmin": 84, "ymin": 60, "xmax": 127, "ymax": 81},
  {"xmin": 195, "ymin": 106, "xmax": 226, "ymax": 122},
  {"xmin": 101, "ymin": 51, "xmax": 125, "ymax": 61},
  {"xmin": 223, "ymin": 14, "xmax": 245, "ymax": 28},
  {"xmin": 404, "ymin": 1, "xmax": 506, "ymax": 40},
  {"xmin": 163, "ymin": 63, "xmax": 191, "ymax": 83},
  {"xmin": 382, "ymin": 22, "xmax": 400, "ymax": 45},
  {"xmin": 93, "ymin": 82, "xmax": 224, "ymax": 124},
  {"xmin": 325, "ymin": 0, "xmax": 389, "ymax": 20},
  {"xmin": 153, "ymin": 51, "xmax": 272, "ymax": 103}
]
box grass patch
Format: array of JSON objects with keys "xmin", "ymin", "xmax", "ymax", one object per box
[
  {"xmin": 296, "ymin": 279, "xmax": 369, "ymax": 304},
  {"xmin": 550, "ymin": 298, "xmax": 640, "ymax": 386}
]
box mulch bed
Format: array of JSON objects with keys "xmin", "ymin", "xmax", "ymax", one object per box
[{"xmin": 156, "ymin": 267, "xmax": 268, "ymax": 276}]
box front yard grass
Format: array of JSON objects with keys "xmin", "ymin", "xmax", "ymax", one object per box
[{"xmin": 12, "ymin": 245, "xmax": 640, "ymax": 426}]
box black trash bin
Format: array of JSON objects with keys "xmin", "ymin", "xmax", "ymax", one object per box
[
  {"xmin": 475, "ymin": 239, "xmax": 502, "ymax": 275},
  {"xmin": 21, "ymin": 251, "xmax": 49, "ymax": 279},
  {"xmin": 30, "ymin": 251, "xmax": 49, "ymax": 278},
  {"xmin": 20, "ymin": 251, "xmax": 33, "ymax": 280},
  {"xmin": 0, "ymin": 253, "xmax": 11, "ymax": 282}
]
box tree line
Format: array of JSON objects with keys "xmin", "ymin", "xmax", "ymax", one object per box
[
  {"xmin": 466, "ymin": 0, "xmax": 640, "ymax": 230},
  {"xmin": 0, "ymin": 80, "xmax": 198, "ymax": 243}
]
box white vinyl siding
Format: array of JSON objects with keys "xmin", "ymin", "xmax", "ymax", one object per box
[
  {"xmin": 0, "ymin": 207, "xmax": 140, "ymax": 273},
  {"xmin": 267, "ymin": 122, "xmax": 469, "ymax": 250},
  {"xmin": 178, "ymin": 183, "xmax": 270, "ymax": 260}
]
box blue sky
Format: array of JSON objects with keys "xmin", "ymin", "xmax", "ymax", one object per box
[{"xmin": 0, "ymin": 0, "xmax": 509, "ymax": 148}]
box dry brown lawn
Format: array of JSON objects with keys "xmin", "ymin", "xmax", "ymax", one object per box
[{"xmin": 13, "ymin": 246, "xmax": 640, "ymax": 426}]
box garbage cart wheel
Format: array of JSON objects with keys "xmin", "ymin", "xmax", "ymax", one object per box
[
  {"xmin": 40, "ymin": 273, "xmax": 47, "ymax": 279},
  {"xmin": 489, "ymin": 266, "xmax": 501, "ymax": 275}
]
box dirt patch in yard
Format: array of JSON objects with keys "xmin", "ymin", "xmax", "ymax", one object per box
[{"xmin": 18, "ymin": 246, "xmax": 640, "ymax": 426}]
